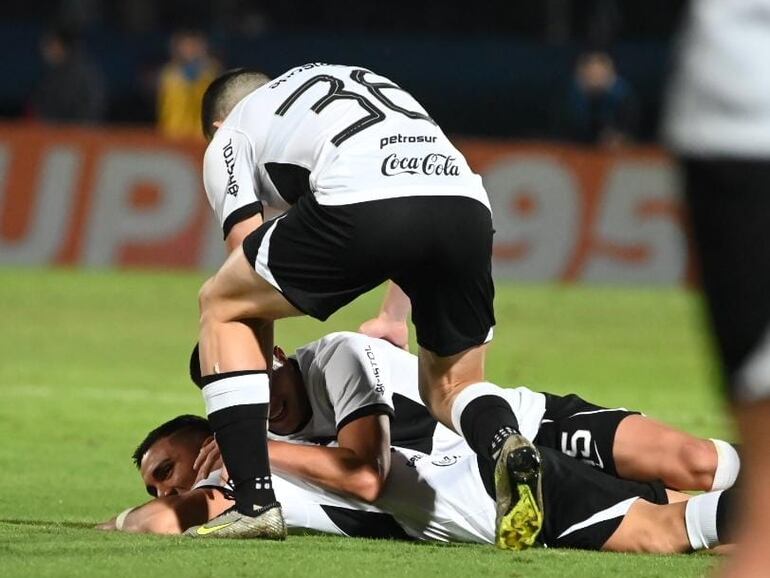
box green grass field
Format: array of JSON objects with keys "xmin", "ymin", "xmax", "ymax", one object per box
[{"xmin": 0, "ymin": 268, "xmax": 731, "ymax": 577}]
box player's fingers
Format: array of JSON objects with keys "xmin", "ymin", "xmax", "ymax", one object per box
[{"xmin": 194, "ymin": 438, "xmax": 217, "ymax": 470}]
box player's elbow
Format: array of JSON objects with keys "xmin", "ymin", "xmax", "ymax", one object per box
[{"xmin": 347, "ymin": 466, "xmax": 386, "ymax": 503}]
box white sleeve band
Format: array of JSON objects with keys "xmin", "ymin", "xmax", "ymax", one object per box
[
  {"xmin": 710, "ymin": 439, "xmax": 740, "ymax": 491},
  {"xmin": 449, "ymin": 381, "xmax": 505, "ymax": 435},
  {"xmin": 115, "ymin": 507, "xmax": 136, "ymax": 531}
]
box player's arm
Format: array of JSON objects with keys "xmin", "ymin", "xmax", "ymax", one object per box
[
  {"xmin": 203, "ymin": 127, "xmax": 264, "ymax": 254},
  {"xmin": 268, "ymin": 414, "xmax": 391, "ymax": 503},
  {"xmin": 96, "ymin": 487, "xmax": 232, "ymax": 534},
  {"xmin": 359, "ymin": 282, "xmax": 411, "ymax": 350}
]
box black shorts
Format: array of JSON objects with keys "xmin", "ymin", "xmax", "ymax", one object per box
[
  {"xmin": 243, "ymin": 193, "xmax": 496, "ymax": 356},
  {"xmin": 537, "ymin": 446, "xmax": 668, "ymax": 550},
  {"xmin": 534, "ymin": 393, "xmax": 639, "ymax": 477},
  {"xmin": 684, "ymin": 158, "xmax": 770, "ymax": 403}
]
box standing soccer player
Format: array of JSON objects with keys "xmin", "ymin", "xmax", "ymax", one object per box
[
  {"xmin": 192, "ymin": 63, "xmax": 541, "ymax": 547},
  {"xmin": 665, "ymin": 2, "xmax": 770, "ymax": 576}
]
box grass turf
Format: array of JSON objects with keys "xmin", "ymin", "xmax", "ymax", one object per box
[{"xmin": 0, "ymin": 267, "xmax": 730, "ymax": 577}]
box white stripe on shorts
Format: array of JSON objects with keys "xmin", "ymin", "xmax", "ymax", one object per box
[
  {"xmin": 254, "ymin": 216, "xmax": 286, "ymax": 292},
  {"xmin": 557, "ymin": 496, "xmax": 638, "ymax": 540}
]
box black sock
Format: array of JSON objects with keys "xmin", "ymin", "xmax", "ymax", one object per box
[
  {"xmin": 459, "ymin": 395, "xmax": 521, "ymax": 462},
  {"xmin": 716, "ymin": 486, "xmax": 738, "ymax": 542},
  {"xmin": 202, "ymin": 371, "xmax": 276, "ymax": 515}
]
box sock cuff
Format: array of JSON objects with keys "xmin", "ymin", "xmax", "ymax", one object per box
[
  {"xmin": 685, "ymin": 491, "xmax": 722, "ymax": 550},
  {"xmin": 710, "ymin": 438, "xmax": 741, "ymax": 491},
  {"xmin": 450, "ymin": 381, "xmax": 505, "ymax": 434},
  {"xmin": 201, "ymin": 369, "xmax": 268, "ymax": 386},
  {"xmin": 203, "ymin": 372, "xmax": 270, "ymax": 416}
]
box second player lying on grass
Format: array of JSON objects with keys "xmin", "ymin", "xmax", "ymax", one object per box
[
  {"xmin": 100, "ymin": 413, "xmax": 735, "ymax": 554},
  {"xmin": 190, "ymin": 331, "xmax": 740, "ymax": 500}
]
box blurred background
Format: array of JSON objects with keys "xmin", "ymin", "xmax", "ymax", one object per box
[{"xmin": 0, "ymin": 0, "xmax": 690, "ymax": 284}]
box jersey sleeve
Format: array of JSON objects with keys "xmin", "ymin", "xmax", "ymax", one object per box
[
  {"xmin": 202, "ymin": 127, "xmax": 263, "ymax": 239},
  {"xmin": 320, "ymin": 334, "xmax": 396, "ymax": 431}
]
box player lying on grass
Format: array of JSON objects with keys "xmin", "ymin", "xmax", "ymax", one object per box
[
  {"xmin": 189, "ymin": 331, "xmax": 741, "ymax": 500},
  {"xmin": 99, "ymin": 414, "xmax": 735, "ymax": 554}
]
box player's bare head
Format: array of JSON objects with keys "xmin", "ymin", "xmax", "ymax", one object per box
[
  {"xmin": 201, "ymin": 68, "xmax": 271, "ymax": 140},
  {"xmin": 134, "ymin": 415, "xmax": 211, "ymax": 497}
]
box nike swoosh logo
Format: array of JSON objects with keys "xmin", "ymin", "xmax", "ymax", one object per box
[{"xmin": 196, "ymin": 520, "xmax": 238, "ymax": 535}]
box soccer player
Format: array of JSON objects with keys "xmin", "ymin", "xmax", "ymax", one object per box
[
  {"xmin": 99, "ymin": 414, "xmax": 735, "ymax": 555},
  {"xmin": 665, "ymin": 2, "xmax": 770, "ymax": 575},
  {"xmin": 195, "ymin": 63, "xmax": 540, "ymax": 545},
  {"xmin": 190, "ymin": 331, "xmax": 740, "ymax": 501}
]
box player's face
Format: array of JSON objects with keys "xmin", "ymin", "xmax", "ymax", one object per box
[
  {"xmin": 269, "ymin": 347, "xmax": 312, "ymax": 436},
  {"xmin": 139, "ymin": 433, "xmax": 202, "ymax": 497}
]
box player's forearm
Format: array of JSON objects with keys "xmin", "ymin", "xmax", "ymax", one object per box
[
  {"xmin": 98, "ymin": 489, "xmax": 229, "ymax": 535},
  {"xmin": 379, "ymin": 282, "xmax": 411, "ymax": 322},
  {"xmin": 268, "ymin": 440, "xmax": 386, "ymax": 503}
]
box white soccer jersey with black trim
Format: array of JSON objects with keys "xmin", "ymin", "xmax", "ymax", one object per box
[
  {"xmin": 203, "ymin": 63, "xmax": 489, "ymax": 237},
  {"xmin": 269, "ymin": 331, "xmax": 546, "ymax": 452},
  {"xmin": 194, "ymin": 447, "xmax": 496, "ymax": 544}
]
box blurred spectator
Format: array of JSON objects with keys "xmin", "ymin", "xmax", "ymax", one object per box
[
  {"xmin": 30, "ymin": 26, "xmax": 106, "ymax": 124},
  {"xmin": 554, "ymin": 51, "xmax": 638, "ymax": 147},
  {"xmin": 156, "ymin": 30, "xmax": 220, "ymax": 140}
]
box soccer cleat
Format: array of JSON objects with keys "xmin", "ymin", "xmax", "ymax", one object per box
[
  {"xmin": 493, "ymin": 434, "xmax": 544, "ymax": 550},
  {"xmin": 184, "ymin": 502, "xmax": 287, "ymax": 539}
]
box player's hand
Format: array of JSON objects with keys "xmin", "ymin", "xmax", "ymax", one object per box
[
  {"xmin": 359, "ymin": 316, "xmax": 409, "ymax": 350},
  {"xmin": 194, "ymin": 436, "xmax": 223, "ymax": 482}
]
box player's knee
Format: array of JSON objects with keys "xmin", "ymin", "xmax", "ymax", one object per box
[
  {"xmin": 678, "ymin": 439, "xmax": 717, "ymax": 489},
  {"xmin": 198, "ymin": 277, "xmax": 217, "ymax": 314}
]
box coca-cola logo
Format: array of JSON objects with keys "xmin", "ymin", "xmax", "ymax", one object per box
[{"xmin": 380, "ymin": 153, "xmax": 460, "ymax": 177}]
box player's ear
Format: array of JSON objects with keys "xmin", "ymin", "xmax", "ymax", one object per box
[{"xmin": 213, "ymin": 121, "xmax": 223, "ymax": 130}]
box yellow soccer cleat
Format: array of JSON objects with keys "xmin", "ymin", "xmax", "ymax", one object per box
[
  {"xmin": 494, "ymin": 434, "xmax": 544, "ymax": 550},
  {"xmin": 184, "ymin": 502, "xmax": 287, "ymax": 540}
]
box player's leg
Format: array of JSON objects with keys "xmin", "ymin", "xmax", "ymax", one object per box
[
  {"xmin": 192, "ymin": 241, "xmax": 302, "ymax": 538},
  {"xmin": 685, "ymin": 158, "xmax": 770, "ymax": 577},
  {"xmin": 393, "ymin": 196, "xmax": 542, "ymax": 550},
  {"xmin": 612, "ymin": 415, "xmax": 739, "ymax": 491},
  {"xmin": 603, "ymin": 487, "xmax": 737, "ymax": 553},
  {"xmin": 537, "ymin": 392, "xmax": 740, "ymax": 491}
]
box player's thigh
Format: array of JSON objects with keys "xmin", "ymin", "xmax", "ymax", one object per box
[
  {"xmin": 613, "ymin": 414, "xmax": 715, "ymax": 482},
  {"xmin": 201, "ymin": 244, "xmax": 302, "ymax": 322}
]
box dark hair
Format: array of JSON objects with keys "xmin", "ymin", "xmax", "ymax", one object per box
[
  {"xmin": 200, "ymin": 68, "xmax": 271, "ymax": 139},
  {"xmin": 132, "ymin": 415, "xmax": 211, "ymax": 468}
]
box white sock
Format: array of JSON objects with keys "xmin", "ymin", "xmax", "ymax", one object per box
[
  {"xmin": 685, "ymin": 491, "xmax": 723, "ymax": 550},
  {"xmin": 710, "ymin": 439, "xmax": 740, "ymax": 491},
  {"xmin": 202, "ymin": 372, "xmax": 270, "ymax": 415},
  {"xmin": 449, "ymin": 381, "xmax": 505, "ymax": 434}
]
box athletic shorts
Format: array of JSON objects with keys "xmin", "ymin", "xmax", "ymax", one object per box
[
  {"xmin": 684, "ymin": 158, "xmax": 770, "ymax": 403},
  {"xmin": 534, "ymin": 393, "xmax": 639, "ymax": 477},
  {"xmin": 536, "ymin": 446, "xmax": 668, "ymax": 550},
  {"xmin": 242, "ymin": 193, "xmax": 496, "ymax": 357}
]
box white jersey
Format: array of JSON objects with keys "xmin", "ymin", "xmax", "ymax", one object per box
[
  {"xmin": 195, "ymin": 446, "xmax": 495, "ymax": 544},
  {"xmin": 203, "ymin": 63, "xmax": 489, "ymax": 235},
  {"xmin": 269, "ymin": 332, "xmax": 546, "ymax": 452},
  {"xmin": 665, "ymin": 0, "xmax": 770, "ymax": 157}
]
